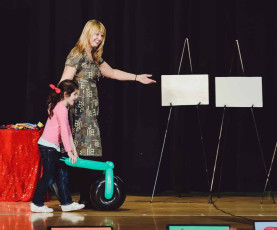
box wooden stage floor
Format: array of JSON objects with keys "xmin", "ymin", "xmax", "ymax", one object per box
[{"xmin": 1, "ymin": 194, "xmax": 277, "ymax": 230}]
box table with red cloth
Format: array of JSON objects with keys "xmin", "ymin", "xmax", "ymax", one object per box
[{"xmin": 0, "ymin": 129, "xmax": 43, "ymax": 201}]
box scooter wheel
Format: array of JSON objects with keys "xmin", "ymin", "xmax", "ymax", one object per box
[{"xmin": 90, "ymin": 176, "xmax": 126, "ymax": 211}]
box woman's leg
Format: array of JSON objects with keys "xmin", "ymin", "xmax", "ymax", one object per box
[{"xmin": 32, "ymin": 145, "xmax": 57, "ymax": 206}]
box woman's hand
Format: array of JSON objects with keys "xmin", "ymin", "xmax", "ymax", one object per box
[
  {"xmin": 67, "ymin": 151, "xmax": 77, "ymax": 164},
  {"xmin": 136, "ymin": 74, "xmax": 156, "ymax": 84}
]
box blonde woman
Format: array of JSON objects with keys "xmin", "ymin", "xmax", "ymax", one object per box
[{"xmin": 59, "ymin": 19, "xmax": 156, "ymax": 207}]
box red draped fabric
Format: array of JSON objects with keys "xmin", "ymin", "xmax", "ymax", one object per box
[{"xmin": 0, "ymin": 129, "xmax": 43, "ymax": 201}]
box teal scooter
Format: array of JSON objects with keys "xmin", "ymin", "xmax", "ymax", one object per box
[{"xmin": 60, "ymin": 157, "xmax": 126, "ymax": 211}]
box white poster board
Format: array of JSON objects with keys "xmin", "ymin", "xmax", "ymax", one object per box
[
  {"xmin": 215, "ymin": 77, "xmax": 263, "ymax": 107},
  {"xmin": 161, "ymin": 74, "xmax": 209, "ymax": 106}
]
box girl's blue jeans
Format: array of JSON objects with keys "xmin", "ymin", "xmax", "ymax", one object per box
[{"xmin": 32, "ymin": 144, "xmax": 73, "ymax": 206}]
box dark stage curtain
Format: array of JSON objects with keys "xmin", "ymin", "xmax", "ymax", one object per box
[{"xmin": 0, "ymin": 0, "xmax": 276, "ymax": 194}]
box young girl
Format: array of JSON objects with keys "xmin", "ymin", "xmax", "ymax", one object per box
[{"xmin": 30, "ymin": 80, "xmax": 85, "ymax": 212}]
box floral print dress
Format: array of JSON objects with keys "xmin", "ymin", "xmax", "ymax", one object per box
[{"xmin": 65, "ymin": 51, "xmax": 104, "ymax": 156}]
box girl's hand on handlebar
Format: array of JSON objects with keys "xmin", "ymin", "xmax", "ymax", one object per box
[{"xmin": 68, "ymin": 151, "xmax": 77, "ymax": 164}]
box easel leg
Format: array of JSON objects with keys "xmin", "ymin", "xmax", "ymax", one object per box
[
  {"xmin": 261, "ymin": 141, "xmax": 277, "ymax": 203},
  {"xmin": 150, "ymin": 105, "xmax": 173, "ymax": 203},
  {"xmin": 209, "ymin": 106, "xmax": 226, "ymax": 204},
  {"xmin": 217, "ymin": 147, "xmax": 226, "ymax": 198},
  {"xmin": 251, "ymin": 107, "xmax": 275, "ymax": 204},
  {"xmin": 196, "ymin": 104, "xmax": 210, "ymax": 189},
  {"xmin": 217, "ymin": 111, "xmax": 230, "ymax": 198}
]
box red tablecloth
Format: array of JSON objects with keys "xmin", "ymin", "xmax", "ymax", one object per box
[{"xmin": 0, "ymin": 129, "xmax": 43, "ymax": 201}]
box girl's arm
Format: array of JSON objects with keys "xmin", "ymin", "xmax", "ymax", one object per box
[
  {"xmin": 63, "ymin": 134, "xmax": 77, "ymax": 164},
  {"xmin": 57, "ymin": 105, "xmax": 77, "ymax": 164},
  {"xmin": 70, "ymin": 135, "xmax": 78, "ymax": 158},
  {"xmin": 99, "ymin": 61, "xmax": 156, "ymax": 84}
]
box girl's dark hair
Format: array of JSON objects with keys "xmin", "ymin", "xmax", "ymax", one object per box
[{"xmin": 47, "ymin": 79, "xmax": 79, "ymax": 118}]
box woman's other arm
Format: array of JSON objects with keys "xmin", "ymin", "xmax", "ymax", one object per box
[{"xmin": 59, "ymin": 66, "xmax": 77, "ymax": 83}]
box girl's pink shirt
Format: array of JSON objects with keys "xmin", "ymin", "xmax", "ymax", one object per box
[{"xmin": 41, "ymin": 101, "xmax": 72, "ymax": 152}]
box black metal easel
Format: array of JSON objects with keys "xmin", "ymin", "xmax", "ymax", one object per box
[
  {"xmin": 208, "ymin": 40, "xmax": 275, "ymax": 204},
  {"xmin": 150, "ymin": 38, "xmax": 210, "ymax": 202}
]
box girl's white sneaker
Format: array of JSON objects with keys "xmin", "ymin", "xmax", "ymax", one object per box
[
  {"xmin": 61, "ymin": 202, "xmax": 85, "ymax": 212},
  {"xmin": 30, "ymin": 203, "xmax": 54, "ymax": 213}
]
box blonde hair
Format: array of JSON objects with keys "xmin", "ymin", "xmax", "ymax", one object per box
[{"xmin": 70, "ymin": 19, "xmax": 106, "ymax": 63}]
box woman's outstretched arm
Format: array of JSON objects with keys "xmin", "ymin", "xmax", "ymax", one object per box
[{"xmin": 99, "ymin": 61, "xmax": 156, "ymax": 84}]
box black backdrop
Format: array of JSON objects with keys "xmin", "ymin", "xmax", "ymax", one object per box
[{"xmin": 0, "ymin": 0, "xmax": 276, "ymax": 195}]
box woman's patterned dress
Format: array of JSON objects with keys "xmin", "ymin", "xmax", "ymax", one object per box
[{"xmin": 65, "ymin": 51, "xmax": 104, "ymax": 156}]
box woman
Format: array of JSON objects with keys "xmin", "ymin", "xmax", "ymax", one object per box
[{"xmin": 59, "ymin": 19, "xmax": 156, "ymax": 207}]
